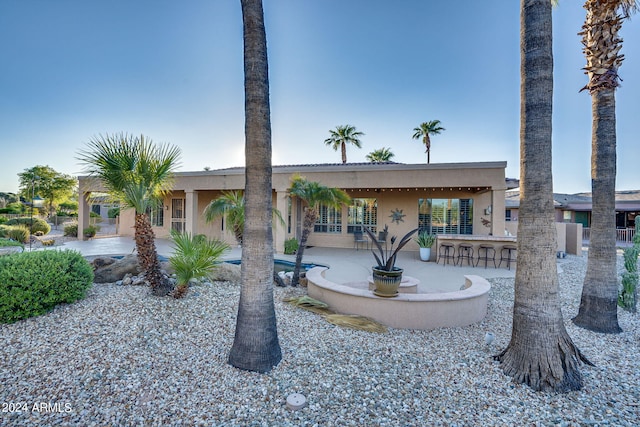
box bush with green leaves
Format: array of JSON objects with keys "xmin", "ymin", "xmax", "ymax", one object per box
[
  {"xmin": 284, "ymin": 238, "xmax": 299, "ymax": 255},
  {"xmin": 83, "ymin": 225, "xmax": 99, "ymax": 238},
  {"xmin": 0, "ymin": 250, "xmax": 94, "ymax": 323},
  {"xmin": 63, "ymin": 222, "xmax": 78, "ymax": 237},
  {"xmin": 0, "ymin": 215, "xmax": 7, "ymax": 224},
  {"xmin": 618, "ymin": 221, "xmax": 640, "ymax": 312},
  {"xmin": 0, "ymin": 225, "xmax": 30, "ymax": 243},
  {"xmin": 169, "ymin": 230, "xmax": 229, "ymax": 298},
  {"xmin": 0, "ymin": 238, "xmax": 23, "ymax": 248},
  {"xmin": 6, "ymin": 217, "xmax": 51, "ymax": 235},
  {"xmin": 108, "ymin": 207, "xmax": 120, "ymax": 218}
]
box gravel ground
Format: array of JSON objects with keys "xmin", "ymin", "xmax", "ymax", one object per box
[{"xmin": 0, "ymin": 253, "xmax": 638, "ymax": 426}]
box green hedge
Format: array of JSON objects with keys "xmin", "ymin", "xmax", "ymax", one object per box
[
  {"xmin": 5, "ymin": 217, "xmax": 51, "ymax": 235},
  {"xmin": 0, "ymin": 250, "xmax": 94, "ymax": 323}
]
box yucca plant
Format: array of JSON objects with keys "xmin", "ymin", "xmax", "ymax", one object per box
[
  {"xmin": 169, "ymin": 229, "xmax": 229, "ymax": 298},
  {"xmin": 364, "ymin": 227, "xmax": 418, "ymax": 271}
]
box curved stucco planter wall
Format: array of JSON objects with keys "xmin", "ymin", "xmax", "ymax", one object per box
[{"xmin": 306, "ymin": 267, "xmax": 491, "ymax": 330}]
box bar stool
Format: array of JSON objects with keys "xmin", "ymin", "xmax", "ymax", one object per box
[
  {"xmin": 499, "ymin": 245, "xmax": 518, "ymax": 270},
  {"xmin": 475, "ymin": 244, "xmax": 496, "ymax": 268},
  {"xmin": 437, "ymin": 242, "xmax": 456, "ymax": 266},
  {"xmin": 456, "ymin": 243, "xmax": 474, "ymax": 267}
]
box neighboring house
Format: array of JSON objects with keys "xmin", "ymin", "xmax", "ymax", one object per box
[
  {"xmin": 505, "ymin": 189, "xmax": 640, "ymax": 242},
  {"xmin": 78, "ymin": 161, "xmax": 518, "ymax": 253}
]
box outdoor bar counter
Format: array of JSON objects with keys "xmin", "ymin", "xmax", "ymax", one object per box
[{"xmin": 434, "ymin": 234, "xmax": 517, "ymax": 266}]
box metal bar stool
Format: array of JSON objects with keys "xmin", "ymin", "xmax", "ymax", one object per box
[
  {"xmin": 456, "ymin": 243, "xmax": 474, "ymax": 267},
  {"xmin": 499, "ymin": 245, "xmax": 518, "ymax": 270},
  {"xmin": 475, "ymin": 244, "xmax": 496, "ymax": 268},
  {"xmin": 437, "ymin": 242, "xmax": 456, "ymax": 266}
]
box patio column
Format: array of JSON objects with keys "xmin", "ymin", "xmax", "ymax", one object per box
[
  {"xmin": 490, "ymin": 189, "xmax": 506, "ymax": 236},
  {"xmin": 274, "ymin": 189, "xmax": 288, "ymax": 253},
  {"xmin": 184, "ymin": 190, "xmax": 199, "ymax": 235},
  {"xmin": 78, "ymin": 192, "xmax": 91, "ymax": 240}
]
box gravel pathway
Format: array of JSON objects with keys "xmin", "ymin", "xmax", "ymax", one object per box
[{"xmin": 1, "ymin": 253, "xmax": 638, "ymax": 426}]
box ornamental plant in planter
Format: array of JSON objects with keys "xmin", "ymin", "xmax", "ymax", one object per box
[
  {"xmin": 364, "ymin": 227, "xmax": 418, "ymax": 297},
  {"xmin": 414, "ymin": 231, "xmax": 436, "ymax": 261}
]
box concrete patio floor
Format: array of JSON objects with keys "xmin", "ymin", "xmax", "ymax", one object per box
[{"xmin": 57, "ymin": 235, "xmax": 517, "ymax": 292}]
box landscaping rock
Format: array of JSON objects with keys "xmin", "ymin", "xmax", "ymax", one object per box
[
  {"xmin": 92, "ymin": 255, "xmax": 142, "ymax": 283},
  {"xmin": 209, "ymin": 262, "xmax": 241, "ymax": 283}
]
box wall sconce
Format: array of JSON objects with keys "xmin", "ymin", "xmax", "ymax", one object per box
[{"xmin": 484, "ymin": 205, "xmax": 492, "ymax": 215}]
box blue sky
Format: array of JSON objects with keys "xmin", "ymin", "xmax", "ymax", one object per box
[{"xmin": 1, "ymin": 1, "xmax": 638, "ymax": 195}]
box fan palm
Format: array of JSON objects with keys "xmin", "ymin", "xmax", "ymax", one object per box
[
  {"xmin": 366, "ymin": 147, "xmax": 395, "ymax": 163},
  {"xmin": 412, "ymin": 120, "xmax": 445, "ymax": 164},
  {"xmin": 77, "ymin": 133, "xmax": 181, "ymax": 296},
  {"xmin": 203, "ymin": 190, "xmax": 285, "ymax": 246},
  {"xmin": 168, "ymin": 229, "xmax": 229, "ymax": 298},
  {"xmin": 494, "ymin": 0, "xmax": 589, "ymax": 392},
  {"xmin": 573, "ymin": 0, "xmax": 638, "ymax": 334},
  {"xmin": 228, "ymin": 0, "xmax": 282, "ymax": 373},
  {"xmin": 288, "ymin": 174, "xmax": 351, "ymax": 285},
  {"xmin": 324, "ymin": 125, "xmax": 364, "ymax": 164}
]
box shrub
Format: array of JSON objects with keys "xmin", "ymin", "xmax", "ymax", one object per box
[
  {"xmin": 6, "ymin": 217, "xmax": 51, "ymax": 235},
  {"xmin": 0, "ymin": 250, "xmax": 93, "ymax": 323},
  {"xmin": 41, "ymin": 239, "xmax": 55, "ymax": 246},
  {"xmin": 63, "ymin": 222, "xmax": 78, "ymax": 237},
  {"xmin": 108, "ymin": 207, "xmax": 120, "ymax": 218},
  {"xmin": 0, "ymin": 215, "xmax": 7, "ymax": 224},
  {"xmin": 0, "ymin": 225, "xmax": 30, "ymax": 243},
  {"xmin": 0, "ymin": 238, "xmax": 23, "ymax": 248},
  {"xmin": 83, "ymin": 225, "xmax": 99, "ymax": 238},
  {"xmin": 284, "ymin": 238, "xmax": 299, "ymax": 255}
]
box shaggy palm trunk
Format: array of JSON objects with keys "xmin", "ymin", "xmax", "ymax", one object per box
[
  {"xmin": 228, "ymin": 0, "xmax": 281, "ymax": 373},
  {"xmin": 495, "ymin": 0, "xmax": 590, "ymax": 392},
  {"xmin": 291, "ymin": 208, "xmax": 317, "ymax": 286},
  {"xmin": 425, "ymin": 136, "xmax": 431, "ymax": 164},
  {"xmin": 574, "ymin": 90, "xmax": 621, "ymax": 333},
  {"xmin": 134, "ymin": 213, "xmax": 171, "ymax": 296}
]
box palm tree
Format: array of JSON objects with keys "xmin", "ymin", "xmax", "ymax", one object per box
[
  {"xmin": 228, "ymin": 0, "xmax": 282, "ymax": 373},
  {"xmin": 324, "ymin": 124, "xmax": 364, "ymax": 163},
  {"xmin": 573, "ymin": 0, "xmax": 637, "ymax": 334},
  {"xmin": 288, "ymin": 174, "xmax": 351, "ymax": 286},
  {"xmin": 77, "ymin": 133, "xmax": 180, "ymax": 297},
  {"xmin": 412, "ymin": 120, "xmax": 445, "ymax": 164},
  {"xmin": 366, "ymin": 147, "xmax": 395, "ymax": 163},
  {"xmin": 168, "ymin": 229, "xmax": 229, "ymax": 298},
  {"xmin": 494, "ymin": 0, "xmax": 590, "ymax": 392},
  {"xmin": 203, "ymin": 190, "xmax": 285, "ymax": 246}
]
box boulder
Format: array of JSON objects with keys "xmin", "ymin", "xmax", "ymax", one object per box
[
  {"xmin": 92, "ymin": 255, "xmax": 142, "ymax": 283},
  {"xmin": 209, "ymin": 262, "xmax": 242, "ymax": 283}
]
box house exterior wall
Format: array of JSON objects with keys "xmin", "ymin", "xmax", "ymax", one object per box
[{"xmin": 78, "ymin": 162, "xmax": 510, "ymax": 253}]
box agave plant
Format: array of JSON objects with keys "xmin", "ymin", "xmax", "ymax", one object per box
[
  {"xmin": 169, "ymin": 229, "xmax": 230, "ymax": 298},
  {"xmin": 364, "ymin": 227, "xmax": 418, "ymax": 271}
]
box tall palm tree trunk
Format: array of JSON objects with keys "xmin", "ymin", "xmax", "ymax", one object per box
[
  {"xmin": 425, "ymin": 137, "xmax": 431, "ymax": 164},
  {"xmin": 291, "ymin": 208, "xmax": 317, "ymax": 286},
  {"xmin": 341, "ymin": 143, "xmax": 347, "ymax": 163},
  {"xmin": 228, "ymin": 0, "xmax": 281, "ymax": 373},
  {"xmin": 134, "ymin": 213, "xmax": 171, "ymax": 296},
  {"xmin": 573, "ymin": 89, "xmax": 621, "ymax": 333},
  {"xmin": 495, "ymin": 0, "xmax": 590, "ymax": 392}
]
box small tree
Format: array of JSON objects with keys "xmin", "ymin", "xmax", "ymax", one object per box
[
  {"xmin": 288, "ymin": 174, "xmax": 351, "ymax": 285},
  {"xmin": 18, "ymin": 165, "xmax": 77, "ymax": 216}
]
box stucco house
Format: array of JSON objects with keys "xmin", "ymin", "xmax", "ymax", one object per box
[{"xmin": 78, "ymin": 161, "xmax": 518, "ymax": 253}]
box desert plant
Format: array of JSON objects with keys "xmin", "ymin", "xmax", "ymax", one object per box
[
  {"xmin": 618, "ymin": 220, "xmax": 639, "ymax": 312},
  {"xmin": 0, "ymin": 238, "xmax": 23, "ymax": 248},
  {"xmin": 364, "ymin": 227, "xmax": 418, "ymax": 271},
  {"xmin": 41, "ymin": 239, "xmax": 55, "ymax": 246},
  {"xmin": 168, "ymin": 230, "xmax": 229, "ymax": 298},
  {"xmin": 63, "ymin": 222, "xmax": 78, "ymax": 237},
  {"xmin": 284, "ymin": 238, "xmax": 299, "ymax": 255},
  {"xmin": 6, "ymin": 217, "xmax": 51, "ymax": 235},
  {"xmin": 108, "ymin": 207, "xmax": 120, "ymax": 218},
  {"xmin": 0, "ymin": 250, "xmax": 93, "ymax": 323},
  {"xmin": 414, "ymin": 231, "xmax": 436, "ymax": 248},
  {"xmin": 1, "ymin": 225, "xmax": 30, "ymax": 243},
  {"xmin": 0, "ymin": 215, "xmax": 7, "ymax": 224}
]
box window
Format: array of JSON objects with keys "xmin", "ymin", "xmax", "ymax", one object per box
[
  {"xmin": 418, "ymin": 198, "xmax": 473, "ymax": 235},
  {"xmin": 347, "ymin": 198, "xmax": 377, "ymax": 233},
  {"xmin": 505, "ymin": 209, "xmax": 512, "ymax": 222},
  {"xmin": 314, "ymin": 204, "xmax": 342, "ymax": 233},
  {"xmin": 146, "ymin": 205, "xmax": 164, "ymax": 227}
]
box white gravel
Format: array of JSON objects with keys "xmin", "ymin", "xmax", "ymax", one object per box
[{"xmin": 1, "ymin": 253, "xmax": 638, "ymax": 426}]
